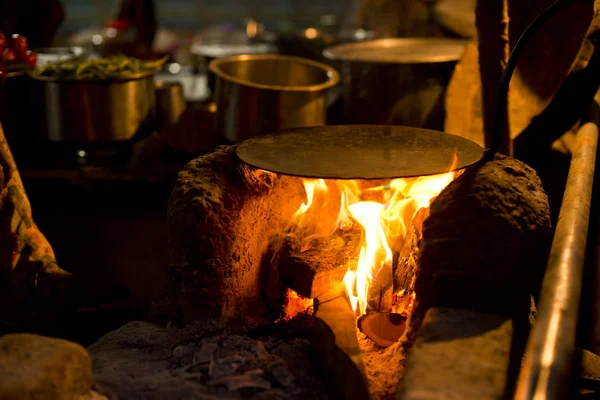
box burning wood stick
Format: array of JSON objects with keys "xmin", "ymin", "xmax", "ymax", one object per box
[
  {"xmin": 366, "ymin": 260, "xmax": 393, "ymax": 313},
  {"xmin": 311, "ymin": 283, "xmax": 369, "ymax": 400},
  {"xmin": 393, "ymin": 207, "xmax": 429, "ymax": 294},
  {"xmin": 276, "ymin": 226, "xmax": 362, "ymax": 299},
  {"xmin": 365, "ymin": 207, "xmax": 429, "ymax": 313}
]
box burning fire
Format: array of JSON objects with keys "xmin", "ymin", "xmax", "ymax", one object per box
[{"xmin": 292, "ymin": 156, "xmax": 459, "ymax": 315}]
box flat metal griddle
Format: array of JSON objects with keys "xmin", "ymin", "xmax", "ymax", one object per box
[
  {"xmin": 237, "ymin": 0, "xmax": 559, "ymax": 180},
  {"xmin": 236, "ymin": 125, "xmax": 484, "ymax": 179}
]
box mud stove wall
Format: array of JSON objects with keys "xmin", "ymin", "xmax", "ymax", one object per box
[{"xmin": 156, "ymin": 145, "xmax": 552, "ymax": 400}]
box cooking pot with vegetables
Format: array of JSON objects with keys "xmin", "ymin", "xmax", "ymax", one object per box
[{"xmin": 29, "ymin": 55, "xmax": 165, "ymax": 143}]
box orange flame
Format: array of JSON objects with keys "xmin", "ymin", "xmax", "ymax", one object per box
[{"xmin": 293, "ymin": 153, "xmax": 459, "ymax": 315}]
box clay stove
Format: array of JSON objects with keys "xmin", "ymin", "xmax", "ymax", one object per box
[{"xmin": 150, "ymin": 139, "xmax": 552, "ymax": 400}]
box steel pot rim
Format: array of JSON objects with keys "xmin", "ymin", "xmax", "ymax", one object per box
[
  {"xmin": 323, "ymin": 38, "xmax": 467, "ymax": 65},
  {"xmin": 209, "ymin": 53, "xmax": 340, "ymax": 92}
]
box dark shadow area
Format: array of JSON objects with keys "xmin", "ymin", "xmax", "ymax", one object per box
[
  {"xmin": 22, "ymin": 177, "xmax": 173, "ymax": 345},
  {"xmin": 418, "ymin": 308, "xmax": 510, "ymax": 343},
  {"xmin": 514, "ymin": 46, "xmax": 600, "ymax": 161}
]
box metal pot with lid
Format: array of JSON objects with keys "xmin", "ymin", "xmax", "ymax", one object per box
[{"xmin": 323, "ymin": 38, "xmax": 467, "ymax": 130}]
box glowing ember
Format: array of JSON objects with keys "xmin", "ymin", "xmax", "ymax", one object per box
[
  {"xmin": 281, "ymin": 289, "xmax": 314, "ymax": 321},
  {"xmin": 392, "ymin": 290, "xmax": 417, "ymax": 317},
  {"xmin": 292, "ymin": 155, "xmax": 459, "ymax": 315}
]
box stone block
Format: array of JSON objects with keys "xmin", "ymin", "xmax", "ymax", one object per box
[
  {"xmin": 398, "ymin": 307, "xmax": 513, "ymax": 400},
  {"xmin": 0, "ymin": 333, "xmax": 92, "ymax": 400}
]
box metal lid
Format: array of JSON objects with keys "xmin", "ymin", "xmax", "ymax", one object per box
[
  {"xmin": 191, "ymin": 42, "xmax": 277, "ymax": 58},
  {"xmin": 34, "ymin": 46, "xmax": 87, "ymax": 67},
  {"xmin": 236, "ymin": 125, "xmax": 483, "ymax": 179},
  {"xmin": 323, "ymin": 38, "xmax": 467, "ymax": 64}
]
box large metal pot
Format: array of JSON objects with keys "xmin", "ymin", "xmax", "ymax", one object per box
[
  {"xmin": 191, "ymin": 42, "xmax": 278, "ymax": 95},
  {"xmin": 209, "ymin": 54, "xmax": 339, "ymax": 143},
  {"xmin": 31, "ymin": 71, "xmax": 156, "ymax": 143},
  {"xmin": 323, "ymin": 38, "xmax": 467, "ymax": 130},
  {"xmin": 0, "ymin": 48, "xmax": 88, "ymax": 151}
]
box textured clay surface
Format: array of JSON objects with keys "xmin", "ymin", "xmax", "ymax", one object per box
[
  {"xmin": 163, "ymin": 146, "xmax": 306, "ymax": 325},
  {"xmin": 89, "ymin": 320, "xmax": 328, "ymax": 400},
  {"xmin": 408, "ymin": 155, "xmax": 551, "ymax": 337},
  {"xmin": 0, "ymin": 333, "xmax": 92, "ymax": 400}
]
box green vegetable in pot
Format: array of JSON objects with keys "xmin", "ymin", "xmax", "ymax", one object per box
[{"xmin": 32, "ymin": 55, "xmax": 168, "ymax": 80}]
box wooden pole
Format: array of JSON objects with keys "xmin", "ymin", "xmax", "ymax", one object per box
[{"xmin": 476, "ymin": 0, "xmax": 513, "ymax": 156}]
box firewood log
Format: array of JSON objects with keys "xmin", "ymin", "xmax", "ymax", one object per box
[
  {"xmin": 364, "ymin": 206, "xmax": 429, "ymax": 313},
  {"xmin": 393, "ymin": 207, "xmax": 429, "ymax": 295},
  {"xmin": 276, "ymin": 226, "xmax": 363, "ymax": 299},
  {"xmin": 357, "ymin": 312, "xmax": 407, "ymax": 348},
  {"xmin": 366, "ymin": 260, "xmax": 393, "ymax": 313}
]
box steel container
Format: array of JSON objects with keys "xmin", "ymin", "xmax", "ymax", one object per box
[
  {"xmin": 30, "ymin": 71, "xmax": 156, "ymax": 143},
  {"xmin": 209, "ymin": 54, "xmax": 339, "ymax": 143},
  {"xmin": 323, "ymin": 38, "xmax": 467, "ymax": 130},
  {"xmin": 192, "ymin": 42, "xmax": 279, "ymax": 95}
]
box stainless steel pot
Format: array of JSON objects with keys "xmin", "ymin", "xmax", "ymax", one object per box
[
  {"xmin": 209, "ymin": 54, "xmax": 339, "ymax": 143},
  {"xmin": 191, "ymin": 42, "xmax": 279, "ymax": 94},
  {"xmin": 31, "ymin": 71, "xmax": 156, "ymax": 143},
  {"xmin": 323, "ymin": 38, "xmax": 467, "ymax": 130}
]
